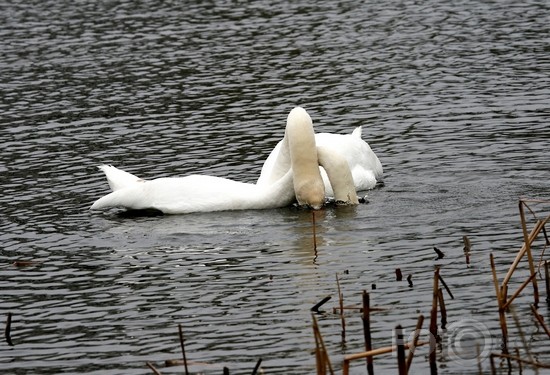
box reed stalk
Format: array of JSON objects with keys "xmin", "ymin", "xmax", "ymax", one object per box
[
  {"xmin": 406, "ymin": 314, "xmax": 424, "ymax": 372},
  {"xmin": 5, "ymin": 312, "xmax": 13, "ymax": 347},
  {"xmin": 501, "ymin": 218, "xmax": 546, "ymax": 287},
  {"xmin": 489, "ymin": 352, "xmax": 550, "ymax": 369},
  {"xmin": 518, "ymin": 201, "xmax": 540, "ymax": 306},
  {"xmin": 502, "ymin": 273, "xmax": 537, "ymax": 310},
  {"xmin": 463, "ymin": 235, "xmax": 471, "ymax": 266},
  {"xmin": 530, "ymin": 304, "xmax": 550, "ymax": 338},
  {"xmin": 545, "ymin": 260, "xmax": 550, "ymax": 305},
  {"xmin": 396, "ymin": 325, "xmax": 407, "ymax": 375},
  {"xmin": 336, "ymin": 273, "xmax": 345, "ymax": 342},
  {"xmin": 178, "ymin": 324, "xmax": 189, "ymax": 375},
  {"xmin": 361, "ymin": 290, "xmax": 374, "ymax": 375},
  {"xmin": 490, "ymin": 253, "xmax": 508, "ymax": 347},
  {"xmin": 429, "ymin": 268, "xmax": 439, "ymax": 375},
  {"xmin": 146, "ymin": 362, "xmax": 162, "ymax": 375},
  {"xmin": 437, "ymin": 273, "xmax": 454, "ymax": 300},
  {"xmin": 395, "ymin": 268, "xmax": 403, "ymax": 281},
  {"xmin": 312, "ymin": 314, "xmax": 334, "ymax": 375},
  {"xmin": 252, "ymin": 358, "xmax": 262, "ymax": 375},
  {"xmin": 437, "ymin": 289, "xmax": 447, "ymax": 330},
  {"xmin": 343, "ymin": 340, "xmax": 429, "ymax": 373}
]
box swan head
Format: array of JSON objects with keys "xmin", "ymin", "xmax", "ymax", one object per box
[{"xmin": 295, "ymin": 179, "xmax": 325, "ymax": 209}]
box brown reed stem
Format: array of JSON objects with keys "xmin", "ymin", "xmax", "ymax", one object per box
[
  {"xmin": 519, "ymin": 200, "xmax": 540, "ymax": 306},
  {"xmin": 502, "ymin": 273, "xmax": 537, "ymax": 310},
  {"xmin": 178, "ymin": 324, "xmax": 189, "ymax": 375},
  {"xmin": 395, "ymin": 268, "xmax": 403, "ymax": 281},
  {"xmin": 530, "ymin": 304, "xmax": 550, "ymax": 338},
  {"xmin": 336, "ymin": 273, "xmax": 345, "ymax": 342},
  {"xmin": 545, "ymin": 260, "xmax": 550, "ymax": 305},
  {"xmin": 312, "ymin": 315, "xmax": 323, "ymax": 375},
  {"xmin": 361, "ymin": 290, "xmax": 374, "ymax": 375},
  {"xmin": 504, "ymin": 205, "xmax": 550, "ymax": 306},
  {"xmin": 343, "ymin": 340, "xmax": 430, "ymax": 364},
  {"xmin": 396, "ymin": 325, "xmax": 407, "ymax": 375},
  {"xmin": 463, "ymin": 235, "xmax": 471, "ymax": 266},
  {"xmin": 406, "ymin": 314, "xmax": 424, "ymax": 372},
  {"xmin": 312, "ymin": 314, "xmax": 334, "ymax": 375},
  {"xmin": 543, "ymin": 224, "xmax": 550, "ymax": 245},
  {"xmin": 429, "ymin": 268, "xmax": 439, "ymax": 375},
  {"xmin": 490, "ymin": 253, "xmax": 508, "ymax": 349},
  {"xmin": 146, "ymin": 361, "xmax": 163, "ymax": 375},
  {"xmin": 490, "ymin": 352, "xmax": 550, "ymax": 369},
  {"xmin": 476, "ymin": 343, "xmax": 483, "ymax": 374},
  {"xmin": 489, "ymin": 352, "xmax": 496, "ymax": 375},
  {"xmin": 501, "ymin": 217, "xmax": 548, "ymax": 289}
]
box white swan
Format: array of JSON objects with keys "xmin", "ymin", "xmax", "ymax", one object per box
[
  {"xmin": 91, "ymin": 107, "xmax": 357, "ymax": 214},
  {"xmin": 257, "ymin": 125, "xmax": 383, "ymax": 195}
]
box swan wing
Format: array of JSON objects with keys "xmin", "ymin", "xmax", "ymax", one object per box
[
  {"xmin": 315, "ymin": 132, "xmax": 383, "ymax": 191},
  {"xmin": 256, "ymin": 139, "xmax": 291, "ymax": 186}
]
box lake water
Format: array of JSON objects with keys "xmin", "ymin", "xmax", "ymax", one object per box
[{"xmin": 1, "ymin": 0, "xmax": 549, "ymax": 374}]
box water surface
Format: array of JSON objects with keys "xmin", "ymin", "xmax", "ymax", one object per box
[{"xmin": 1, "ymin": 0, "xmax": 549, "ymax": 374}]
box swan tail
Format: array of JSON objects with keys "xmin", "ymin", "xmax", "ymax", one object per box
[
  {"xmin": 97, "ymin": 165, "xmax": 144, "ymax": 192},
  {"xmin": 352, "ymin": 126, "xmax": 362, "ymax": 139}
]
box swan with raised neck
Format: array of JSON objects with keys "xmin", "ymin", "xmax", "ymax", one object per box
[
  {"xmin": 91, "ymin": 107, "xmax": 353, "ymax": 213},
  {"xmin": 257, "ymin": 121, "xmax": 383, "ymax": 194},
  {"xmin": 285, "ymin": 107, "xmax": 325, "ymax": 209}
]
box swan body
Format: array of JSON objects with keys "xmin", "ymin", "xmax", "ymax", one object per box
[
  {"xmin": 257, "ymin": 126, "xmax": 383, "ymax": 194},
  {"xmin": 91, "ymin": 107, "xmax": 358, "ymax": 214},
  {"xmin": 90, "ymin": 171, "xmax": 296, "ymax": 214}
]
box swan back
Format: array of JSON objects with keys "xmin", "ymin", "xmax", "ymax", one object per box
[{"xmin": 315, "ymin": 128, "xmax": 383, "ymax": 191}]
